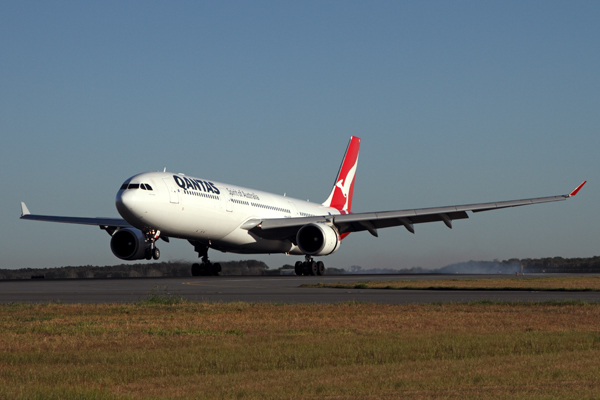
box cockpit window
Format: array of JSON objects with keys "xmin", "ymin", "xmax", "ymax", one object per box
[{"xmin": 121, "ymin": 181, "xmax": 152, "ymax": 190}]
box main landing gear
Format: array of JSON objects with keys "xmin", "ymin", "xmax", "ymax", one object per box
[
  {"xmin": 143, "ymin": 229, "xmax": 161, "ymax": 260},
  {"xmin": 190, "ymin": 241, "xmax": 221, "ymax": 276},
  {"xmin": 295, "ymin": 255, "xmax": 325, "ymax": 276}
]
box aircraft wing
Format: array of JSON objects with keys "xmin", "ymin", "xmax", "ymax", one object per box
[
  {"xmin": 19, "ymin": 202, "xmax": 131, "ymax": 229},
  {"xmin": 246, "ymin": 181, "xmax": 587, "ymax": 239}
]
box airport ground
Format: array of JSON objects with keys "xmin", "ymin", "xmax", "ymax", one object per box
[
  {"xmin": 2, "ymin": 274, "xmax": 599, "ymax": 399},
  {"xmin": 2, "ymin": 273, "xmax": 600, "ymax": 304}
]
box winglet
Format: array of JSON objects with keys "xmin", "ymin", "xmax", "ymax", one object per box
[
  {"xmin": 568, "ymin": 181, "xmax": 587, "ymax": 197},
  {"xmin": 20, "ymin": 202, "xmax": 31, "ymax": 217}
]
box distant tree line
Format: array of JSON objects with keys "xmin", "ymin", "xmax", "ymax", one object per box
[
  {"xmin": 518, "ymin": 256, "xmax": 600, "ymax": 273},
  {"xmin": 0, "ymin": 260, "xmax": 268, "ymax": 280},
  {"xmin": 433, "ymin": 257, "xmax": 600, "ymax": 274},
  {"xmin": 2, "ymin": 256, "xmax": 599, "ymax": 280},
  {"xmin": 343, "ymin": 256, "xmax": 600, "ymax": 275},
  {"xmin": 0, "ymin": 259, "xmax": 345, "ymax": 280}
]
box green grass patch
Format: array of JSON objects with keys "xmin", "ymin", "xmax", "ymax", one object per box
[
  {"xmin": 137, "ymin": 284, "xmax": 188, "ymax": 305},
  {"xmin": 1, "ymin": 301, "xmax": 600, "ymax": 399}
]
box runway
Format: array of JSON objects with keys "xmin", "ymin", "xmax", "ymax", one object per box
[{"xmin": 1, "ymin": 274, "xmax": 600, "ymax": 304}]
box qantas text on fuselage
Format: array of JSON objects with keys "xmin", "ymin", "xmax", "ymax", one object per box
[{"xmin": 21, "ymin": 137, "xmax": 586, "ymax": 276}]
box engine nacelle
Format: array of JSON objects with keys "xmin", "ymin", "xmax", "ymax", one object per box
[
  {"xmin": 110, "ymin": 228, "xmax": 150, "ymax": 260},
  {"xmin": 296, "ymin": 223, "xmax": 340, "ymax": 256}
]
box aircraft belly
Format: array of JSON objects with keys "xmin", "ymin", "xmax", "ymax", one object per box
[{"xmin": 211, "ymin": 228, "xmax": 294, "ymax": 254}]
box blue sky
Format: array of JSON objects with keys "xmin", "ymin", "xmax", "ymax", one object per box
[{"xmin": 1, "ymin": 1, "xmax": 598, "ymax": 271}]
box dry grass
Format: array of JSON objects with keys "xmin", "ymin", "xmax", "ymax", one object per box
[
  {"xmin": 305, "ymin": 276, "xmax": 600, "ymax": 291},
  {"xmin": 1, "ymin": 300, "xmax": 599, "ymax": 399}
]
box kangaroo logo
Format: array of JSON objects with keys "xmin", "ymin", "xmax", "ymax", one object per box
[
  {"xmin": 322, "ymin": 136, "xmax": 360, "ymax": 212},
  {"xmin": 335, "ymin": 160, "xmax": 357, "ymax": 210}
]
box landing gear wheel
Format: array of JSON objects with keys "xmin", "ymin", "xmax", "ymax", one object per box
[
  {"xmin": 213, "ymin": 263, "xmax": 222, "ymax": 276},
  {"xmin": 191, "ymin": 263, "xmax": 201, "ymax": 277},
  {"xmin": 294, "ymin": 261, "xmax": 303, "ymax": 276},
  {"xmin": 152, "ymin": 247, "xmax": 160, "ymax": 260},
  {"xmin": 309, "ymin": 261, "xmax": 318, "ymax": 276},
  {"xmin": 191, "ymin": 261, "xmax": 221, "ymax": 277},
  {"xmin": 145, "ymin": 248, "xmax": 152, "ymax": 260},
  {"xmin": 316, "ymin": 261, "xmax": 325, "ymax": 276}
]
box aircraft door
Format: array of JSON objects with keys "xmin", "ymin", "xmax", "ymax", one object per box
[{"xmin": 162, "ymin": 178, "xmax": 179, "ymax": 204}]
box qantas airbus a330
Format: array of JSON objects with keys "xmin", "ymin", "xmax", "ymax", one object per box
[{"xmin": 21, "ymin": 137, "xmax": 585, "ymax": 276}]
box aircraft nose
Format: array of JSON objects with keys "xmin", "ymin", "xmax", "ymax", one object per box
[{"xmin": 116, "ymin": 189, "xmax": 139, "ymax": 220}]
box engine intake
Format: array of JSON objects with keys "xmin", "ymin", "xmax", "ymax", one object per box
[
  {"xmin": 110, "ymin": 228, "xmax": 150, "ymax": 260},
  {"xmin": 296, "ymin": 223, "xmax": 340, "ymax": 256}
]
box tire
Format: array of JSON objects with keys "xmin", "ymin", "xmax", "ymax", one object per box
[
  {"xmin": 310, "ymin": 261, "xmax": 318, "ymax": 276},
  {"xmin": 191, "ymin": 263, "xmax": 201, "ymax": 277},
  {"xmin": 145, "ymin": 248, "xmax": 152, "ymax": 260},
  {"xmin": 316, "ymin": 261, "xmax": 325, "ymax": 276},
  {"xmin": 152, "ymin": 247, "xmax": 160, "ymax": 260},
  {"xmin": 213, "ymin": 263, "xmax": 222, "ymax": 276},
  {"xmin": 199, "ymin": 264, "xmax": 212, "ymax": 276},
  {"xmin": 294, "ymin": 261, "xmax": 303, "ymax": 276}
]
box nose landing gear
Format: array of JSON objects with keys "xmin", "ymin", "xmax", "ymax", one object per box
[
  {"xmin": 145, "ymin": 247, "xmax": 160, "ymax": 260},
  {"xmin": 143, "ymin": 229, "xmax": 161, "ymax": 260},
  {"xmin": 294, "ymin": 255, "xmax": 325, "ymax": 276}
]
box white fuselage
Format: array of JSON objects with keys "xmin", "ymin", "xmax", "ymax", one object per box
[{"xmin": 115, "ymin": 172, "xmax": 342, "ymax": 255}]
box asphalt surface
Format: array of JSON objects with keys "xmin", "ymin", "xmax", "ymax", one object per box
[{"xmin": 1, "ymin": 274, "xmax": 600, "ymax": 304}]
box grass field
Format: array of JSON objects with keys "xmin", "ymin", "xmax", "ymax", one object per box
[
  {"xmin": 303, "ymin": 276, "xmax": 600, "ymax": 291},
  {"xmin": 1, "ymin": 296, "xmax": 600, "ymax": 399}
]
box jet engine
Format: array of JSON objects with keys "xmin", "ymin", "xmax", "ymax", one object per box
[
  {"xmin": 110, "ymin": 228, "xmax": 151, "ymax": 260},
  {"xmin": 296, "ymin": 223, "xmax": 340, "ymax": 256}
]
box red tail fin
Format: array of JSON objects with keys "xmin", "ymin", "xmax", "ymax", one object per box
[{"xmin": 322, "ymin": 136, "xmax": 360, "ymax": 212}]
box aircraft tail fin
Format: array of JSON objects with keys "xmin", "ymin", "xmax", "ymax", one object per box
[{"xmin": 322, "ymin": 136, "xmax": 360, "ymax": 212}]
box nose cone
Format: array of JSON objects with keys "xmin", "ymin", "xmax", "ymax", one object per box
[{"xmin": 116, "ymin": 189, "xmax": 140, "ymax": 223}]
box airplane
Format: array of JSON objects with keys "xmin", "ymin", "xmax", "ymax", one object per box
[{"xmin": 21, "ymin": 136, "xmax": 586, "ymax": 276}]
